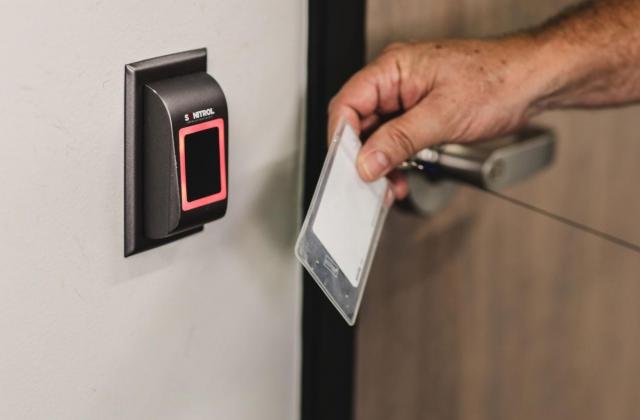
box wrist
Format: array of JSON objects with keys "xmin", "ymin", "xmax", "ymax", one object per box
[
  {"xmin": 481, "ymin": 34, "xmax": 567, "ymax": 118},
  {"xmin": 520, "ymin": 28, "xmax": 596, "ymax": 111}
]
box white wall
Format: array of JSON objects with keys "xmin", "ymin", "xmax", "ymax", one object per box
[{"xmin": 0, "ymin": 1, "xmax": 306, "ymax": 419}]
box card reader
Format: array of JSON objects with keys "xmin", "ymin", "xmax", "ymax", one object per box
[{"xmin": 143, "ymin": 72, "xmax": 229, "ymax": 239}]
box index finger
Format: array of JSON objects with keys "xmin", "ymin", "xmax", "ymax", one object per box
[{"xmin": 327, "ymin": 63, "xmax": 387, "ymax": 142}]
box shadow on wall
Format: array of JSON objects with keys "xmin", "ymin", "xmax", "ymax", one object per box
[{"xmin": 247, "ymin": 151, "xmax": 300, "ymax": 255}]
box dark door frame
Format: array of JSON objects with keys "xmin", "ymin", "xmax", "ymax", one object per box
[{"xmin": 301, "ymin": 1, "xmax": 365, "ymax": 420}]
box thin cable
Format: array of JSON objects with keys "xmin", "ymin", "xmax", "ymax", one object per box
[{"xmin": 486, "ymin": 190, "xmax": 640, "ymax": 254}]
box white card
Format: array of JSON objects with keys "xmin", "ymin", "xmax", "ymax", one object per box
[
  {"xmin": 295, "ymin": 120, "xmax": 392, "ymax": 325},
  {"xmin": 311, "ymin": 124, "xmax": 387, "ymax": 286}
]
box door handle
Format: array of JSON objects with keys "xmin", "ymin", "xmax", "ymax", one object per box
[{"xmin": 400, "ymin": 126, "xmax": 556, "ymax": 215}]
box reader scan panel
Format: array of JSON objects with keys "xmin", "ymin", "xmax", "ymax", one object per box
[{"xmin": 184, "ymin": 127, "xmax": 222, "ymax": 202}]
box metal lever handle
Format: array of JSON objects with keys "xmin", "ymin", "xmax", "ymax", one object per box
[{"xmin": 401, "ymin": 126, "xmax": 556, "ymax": 215}]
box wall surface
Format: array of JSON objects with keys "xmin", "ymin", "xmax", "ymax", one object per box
[{"xmin": 0, "ymin": 1, "xmax": 306, "ymax": 419}]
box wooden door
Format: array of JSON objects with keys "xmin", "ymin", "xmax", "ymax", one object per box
[{"xmin": 357, "ymin": 2, "xmax": 640, "ymax": 419}]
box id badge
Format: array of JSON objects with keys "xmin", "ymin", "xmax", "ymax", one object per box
[{"xmin": 295, "ymin": 120, "xmax": 393, "ymax": 325}]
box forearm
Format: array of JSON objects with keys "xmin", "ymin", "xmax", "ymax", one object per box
[{"xmin": 526, "ymin": 0, "xmax": 640, "ymax": 110}]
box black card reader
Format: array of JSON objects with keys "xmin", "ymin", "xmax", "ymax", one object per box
[
  {"xmin": 144, "ymin": 71, "xmax": 228, "ymax": 239},
  {"xmin": 124, "ymin": 49, "xmax": 229, "ymax": 256}
]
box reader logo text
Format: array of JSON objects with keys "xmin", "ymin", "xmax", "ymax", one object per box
[{"xmin": 184, "ymin": 108, "xmax": 215, "ymax": 122}]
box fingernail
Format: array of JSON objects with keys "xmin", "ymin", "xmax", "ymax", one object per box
[{"xmin": 361, "ymin": 151, "xmax": 390, "ymax": 180}]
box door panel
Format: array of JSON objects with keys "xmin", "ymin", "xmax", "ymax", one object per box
[
  {"xmin": 506, "ymin": 108, "xmax": 640, "ymax": 249},
  {"xmin": 357, "ymin": 189, "xmax": 640, "ymax": 420},
  {"xmin": 358, "ymin": 1, "xmax": 640, "ymax": 419}
]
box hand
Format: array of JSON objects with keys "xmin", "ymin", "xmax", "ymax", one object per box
[{"xmin": 328, "ymin": 37, "xmax": 547, "ymax": 199}]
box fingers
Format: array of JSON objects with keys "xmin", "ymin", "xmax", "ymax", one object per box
[
  {"xmin": 387, "ymin": 170, "xmax": 409, "ymax": 200},
  {"xmin": 327, "ymin": 72, "xmax": 377, "ymax": 141},
  {"xmin": 328, "ymin": 56, "xmax": 402, "ymax": 143},
  {"xmin": 356, "ymin": 97, "xmax": 447, "ymax": 181},
  {"xmin": 327, "ymin": 103, "xmax": 361, "ymax": 143},
  {"xmin": 360, "ymin": 113, "xmax": 380, "ymax": 135}
]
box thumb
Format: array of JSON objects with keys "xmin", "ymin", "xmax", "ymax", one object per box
[{"xmin": 357, "ymin": 101, "xmax": 446, "ymax": 181}]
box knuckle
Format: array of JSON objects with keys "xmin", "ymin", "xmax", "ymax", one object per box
[
  {"xmin": 386, "ymin": 124, "xmax": 417, "ymax": 158},
  {"xmin": 380, "ymin": 42, "xmax": 409, "ymax": 61},
  {"xmin": 383, "ymin": 42, "xmax": 406, "ymax": 53},
  {"xmin": 327, "ymin": 96, "xmax": 337, "ymax": 113}
]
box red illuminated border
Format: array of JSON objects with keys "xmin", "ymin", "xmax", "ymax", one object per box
[{"xmin": 178, "ymin": 118, "xmax": 227, "ymax": 211}]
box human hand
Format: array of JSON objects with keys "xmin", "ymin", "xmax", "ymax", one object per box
[{"xmin": 328, "ymin": 37, "xmax": 548, "ymax": 199}]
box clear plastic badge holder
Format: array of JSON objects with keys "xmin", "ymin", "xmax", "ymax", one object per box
[{"xmin": 295, "ymin": 120, "xmax": 393, "ymax": 325}]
